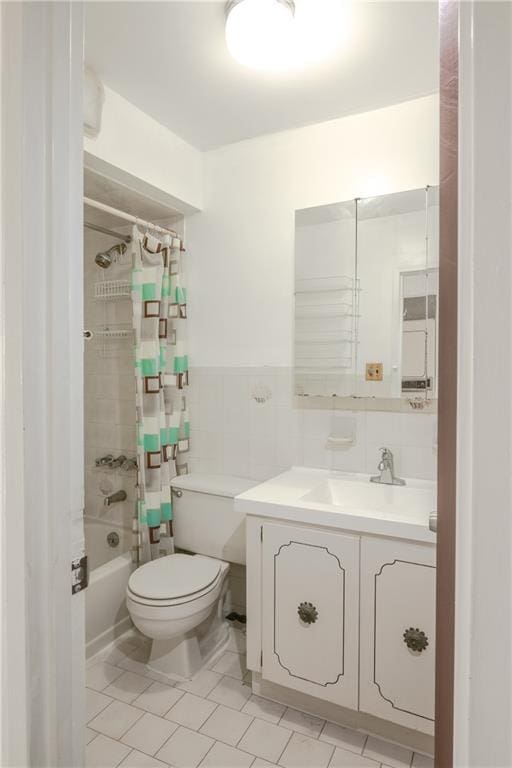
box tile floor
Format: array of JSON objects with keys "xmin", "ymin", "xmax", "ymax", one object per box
[{"xmin": 85, "ymin": 628, "xmax": 433, "ymax": 768}]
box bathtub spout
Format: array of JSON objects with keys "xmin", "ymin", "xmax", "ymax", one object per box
[{"xmin": 104, "ymin": 490, "xmax": 127, "ymax": 507}]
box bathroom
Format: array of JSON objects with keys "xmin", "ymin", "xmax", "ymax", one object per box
[
  {"xmin": 82, "ymin": 3, "xmax": 439, "ymax": 766},
  {"xmin": 4, "ymin": 1, "xmax": 512, "ymax": 767}
]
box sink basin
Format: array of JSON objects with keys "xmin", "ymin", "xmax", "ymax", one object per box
[
  {"xmin": 301, "ymin": 475, "xmax": 435, "ymax": 519},
  {"xmin": 235, "ymin": 468, "xmax": 437, "ymax": 542}
]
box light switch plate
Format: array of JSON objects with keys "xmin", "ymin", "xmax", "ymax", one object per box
[{"xmin": 366, "ymin": 362, "xmax": 383, "ymax": 381}]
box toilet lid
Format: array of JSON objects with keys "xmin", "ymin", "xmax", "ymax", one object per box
[{"xmin": 128, "ymin": 554, "xmax": 221, "ymax": 601}]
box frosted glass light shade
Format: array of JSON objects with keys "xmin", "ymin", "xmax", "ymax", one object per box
[{"xmin": 225, "ymin": 0, "xmax": 295, "ymax": 71}]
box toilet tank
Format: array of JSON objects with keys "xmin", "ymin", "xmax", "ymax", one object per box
[{"xmin": 170, "ymin": 474, "xmax": 257, "ymax": 565}]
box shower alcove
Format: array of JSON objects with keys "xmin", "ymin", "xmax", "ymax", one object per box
[{"xmin": 83, "ymin": 162, "xmax": 190, "ymax": 656}]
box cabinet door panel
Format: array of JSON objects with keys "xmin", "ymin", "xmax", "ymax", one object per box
[
  {"xmin": 360, "ymin": 537, "xmax": 436, "ymax": 735},
  {"xmin": 261, "ymin": 522, "xmax": 359, "ymax": 709}
]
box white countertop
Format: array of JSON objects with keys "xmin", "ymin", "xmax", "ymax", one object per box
[{"xmin": 235, "ymin": 467, "xmax": 437, "ymax": 544}]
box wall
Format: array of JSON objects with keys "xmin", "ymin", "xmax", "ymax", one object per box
[
  {"xmin": 84, "ymin": 228, "xmax": 138, "ymax": 564},
  {"xmin": 185, "ymin": 95, "xmax": 439, "ymax": 503},
  {"xmin": 186, "ymin": 94, "xmax": 439, "ymax": 367},
  {"xmin": 187, "ymin": 367, "xmax": 437, "ymax": 486},
  {"xmin": 84, "ymin": 85, "xmax": 203, "ymax": 212}
]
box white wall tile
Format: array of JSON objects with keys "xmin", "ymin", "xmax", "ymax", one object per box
[{"xmin": 186, "ymin": 366, "xmax": 437, "ymax": 487}]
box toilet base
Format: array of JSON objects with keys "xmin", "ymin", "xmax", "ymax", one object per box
[{"xmin": 147, "ymin": 618, "xmax": 230, "ymax": 682}]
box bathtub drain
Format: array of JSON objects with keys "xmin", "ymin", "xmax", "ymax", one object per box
[{"xmin": 107, "ymin": 531, "xmax": 120, "ymax": 548}]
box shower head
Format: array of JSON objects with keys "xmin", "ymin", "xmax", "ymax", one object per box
[{"xmin": 95, "ymin": 242, "xmax": 127, "ymax": 268}]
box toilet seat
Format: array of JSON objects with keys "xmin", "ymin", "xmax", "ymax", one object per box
[{"xmin": 127, "ymin": 553, "xmax": 223, "ymax": 608}]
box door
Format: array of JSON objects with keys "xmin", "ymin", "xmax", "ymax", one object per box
[
  {"xmin": 261, "ymin": 522, "xmax": 359, "ymax": 709},
  {"xmin": 360, "ymin": 536, "xmax": 436, "ymax": 735}
]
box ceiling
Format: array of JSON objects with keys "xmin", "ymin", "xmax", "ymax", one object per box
[{"xmin": 85, "ymin": 1, "xmax": 439, "ymax": 151}]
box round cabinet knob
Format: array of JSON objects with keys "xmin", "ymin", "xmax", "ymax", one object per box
[
  {"xmin": 297, "ymin": 602, "xmax": 318, "ymax": 625},
  {"xmin": 403, "ymin": 627, "xmax": 429, "ymax": 653}
]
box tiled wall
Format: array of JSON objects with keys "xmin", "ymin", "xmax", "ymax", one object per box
[
  {"xmin": 84, "ymin": 229, "xmax": 138, "ymax": 537},
  {"xmin": 187, "ymin": 366, "xmax": 437, "ymax": 613},
  {"xmin": 187, "ymin": 367, "xmax": 438, "ymax": 482}
]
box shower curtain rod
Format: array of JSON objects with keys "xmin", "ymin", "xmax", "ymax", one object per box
[
  {"xmin": 84, "ymin": 220, "xmax": 132, "ymax": 242},
  {"xmin": 84, "ymin": 196, "xmax": 179, "ymax": 238}
]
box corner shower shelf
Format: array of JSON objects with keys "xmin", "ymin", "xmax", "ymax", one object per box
[{"xmin": 94, "ymin": 279, "xmax": 132, "ymax": 301}]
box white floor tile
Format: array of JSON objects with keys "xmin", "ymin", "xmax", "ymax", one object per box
[
  {"xmin": 212, "ymin": 651, "xmax": 247, "ymax": 680},
  {"xmin": 238, "ymin": 719, "xmax": 292, "ymax": 764},
  {"xmin": 252, "ymin": 761, "xmax": 278, "ymax": 768},
  {"xmin": 319, "ymin": 722, "xmax": 367, "ymax": 755},
  {"xmin": 87, "ymin": 662, "xmax": 125, "ymax": 692},
  {"xmin": 329, "ymin": 747, "xmax": 380, "ymax": 768},
  {"xmin": 86, "ymin": 689, "xmax": 114, "ymax": 722},
  {"xmin": 279, "ymin": 708, "xmax": 325, "ymax": 739},
  {"xmin": 88, "ymin": 700, "xmax": 144, "ymax": 740},
  {"xmin": 86, "ymin": 734, "xmax": 131, "ymax": 768},
  {"xmin": 363, "ymin": 737, "xmax": 413, "ymax": 768},
  {"xmin": 165, "ymin": 692, "xmax": 218, "ymax": 730},
  {"xmin": 121, "ymin": 712, "xmax": 179, "ymax": 756},
  {"xmin": 242, "ymin": 695, "xmax": 286, "ymax": 724},
  {"xmin": 85, "ymin": 727, "xmax": 98, "ymax": 745},
  {"xmin": 199, "ymin": 704, "xmax": 253, "ymax": 746},
  {"xmin": 155, "ymin": 725, "xmax": 214, "ymax": 768},
  {"xmin": 278, "ymin": 732, "xmax": 334, "ymax": 768},
  {"xmin": 104, "ymin": 671, "xmax": 153, "ymax": 704},
  {"xmin": 133, "ymin": 681, "xmax": 184, "ymax": 717},
  {"xmin": 118, "ymin": 750, "xmax": 170, "ymax": 768},
  {"xmin": 176, "ymin": 668, "xmax": 223, "ymax": 698},
  {"xmin": 199, "ymin": 741, "xmax": 254, "ymax": 768},
  {"xmin": 117, "ymin": 646, "xmax": 152, "ymax": 676},
  {"xmin": 412, "ymin": 754, "xmax": 434, "ymax": 768},
  {"xmin": 208, "ymin": 676, "xmax": 252, "ymax": 711},
  {"xmin": 226, "ymin": 629, "xmax": 247, "ymax": 655}
]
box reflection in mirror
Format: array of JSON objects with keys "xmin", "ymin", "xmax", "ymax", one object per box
[
  {"xmin": 401, "ymin": 269, "xmax": 438, "ymax": 396},
  {"xmin": 294, "ymin": 186, "xmax": 439, "ymax": 408},
  {"xmin": 294, "ymin": 201, "xmax": 357, "ymax": 398}
]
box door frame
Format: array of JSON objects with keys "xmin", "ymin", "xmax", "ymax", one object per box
[
  {"xmin": 435, "ymin": 1, "xmax": 458, "ymax": 766},
  {"xmin": 4, "ymin": 1, "xmax": 511, "ymax": 766},
  {"xmin": 0, "ymin": 3, "xmax": 85, "ymax": 766}
]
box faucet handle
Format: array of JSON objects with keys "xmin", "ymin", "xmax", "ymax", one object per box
[{"xmin": 95, "ymin": 454, "xmax": 114, "ymax": 467}]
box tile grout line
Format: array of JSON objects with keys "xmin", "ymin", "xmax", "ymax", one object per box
[
  {"xmin": 232, "ymin": 713, "xmax": 255, "ymax": 749},
  {"xmin": 274, "ymin": 726, "xmax": 294, "ymax": 767},
  {"xmin": 114, "ymin": 747, "xmax": 134, "ymax": 768},
  {"xmin": 86, "ymin": 694, "xmax": 115, "ymax": 725}
]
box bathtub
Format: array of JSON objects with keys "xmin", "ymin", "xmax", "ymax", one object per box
[{"xmin": 85, "ymin": 517, "xmax": 135, "ymax": 657}]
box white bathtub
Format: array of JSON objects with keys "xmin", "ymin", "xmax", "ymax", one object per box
[{"xmin": 85, "ymin": 518, "xmax": 135, "ymax": 658}]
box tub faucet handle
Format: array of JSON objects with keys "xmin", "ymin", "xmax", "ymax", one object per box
[{"xmin": 95, "ymin": 454, "xmax": 114, "ymax": 467}]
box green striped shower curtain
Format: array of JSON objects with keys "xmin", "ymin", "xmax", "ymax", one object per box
[{"xmin": 131, "ymin": 227, "xmax": 190, "ymax": 562}]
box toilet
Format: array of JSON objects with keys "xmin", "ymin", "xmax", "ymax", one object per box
[{"xmin": 126, "ymin": 474, "xmax": 255, "ymax": 681}]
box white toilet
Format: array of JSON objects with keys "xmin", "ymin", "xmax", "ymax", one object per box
[{"xmin": 126, "ymin": 474, "xmax": 255, "ymax": 681}]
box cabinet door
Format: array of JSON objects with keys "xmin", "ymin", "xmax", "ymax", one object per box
[
  {"xmin": 360, "ymin": 537, "xmax": 436, "ymax": 735},
  {"xmin": 261, "ymin": 522, "xmax": 359, "ymax": 709}
]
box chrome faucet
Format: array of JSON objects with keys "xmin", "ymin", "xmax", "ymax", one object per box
[{"xmin": 370, "ymin": 447, "xmax": 406, "ymax": 486}]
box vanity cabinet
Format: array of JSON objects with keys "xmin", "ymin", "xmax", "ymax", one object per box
[
  {"xmin": 359, "ymin": 536, "xmax": 436, "ymax": 733},
  {"xmin": 260, "ymin": 523, "xmax": 359, "ymax": 709},
  {"xmin": 246, "ymin": 517, "xmax": 436, "ymax": 737}
]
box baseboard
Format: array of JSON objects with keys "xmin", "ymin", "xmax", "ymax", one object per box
[{"xmin": 86, "ymin": 615, "xmax": 133, "ymax": 659}]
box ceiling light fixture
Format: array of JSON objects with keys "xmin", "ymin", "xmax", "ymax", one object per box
[{"xmin": 225, "ymin": 0, "xmax": 296, "ymax": 72}]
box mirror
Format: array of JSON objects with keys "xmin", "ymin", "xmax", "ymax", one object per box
[{"xmin": 294, "ymin": 186, "xmax": 439, "ymax": 408}]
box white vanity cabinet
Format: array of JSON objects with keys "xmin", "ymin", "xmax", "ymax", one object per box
[
  {"xmin": 245, "ymin": 511, "xmax": 436, "ymax": 737},
  {"xmin": 359, "ymin": 536, "xmax": 436, "ymax": 735},
  {"xmin": 260, "ymin": 522, "xmax": 359, "ymax": 709}
]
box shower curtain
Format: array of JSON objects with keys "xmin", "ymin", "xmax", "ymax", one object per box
[{"xmin": 131, "ymin": 227, "xmax": 189, "ymax": 562}]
